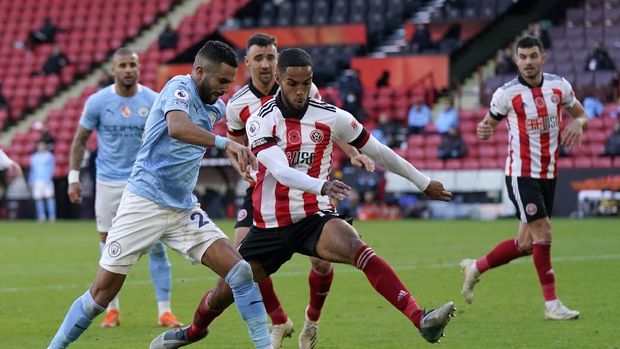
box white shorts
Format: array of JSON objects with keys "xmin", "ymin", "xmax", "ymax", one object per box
[
  {"xmin": 95, "ymin": 180, "xmax": 126, "ymax": 232},
  {"xmin": 99, "ymin": 190, "xmax": 228, "ymax": 274},
  {"xmin": 32, "ymin": 181, "xmax": 54, "ymax": 200}
]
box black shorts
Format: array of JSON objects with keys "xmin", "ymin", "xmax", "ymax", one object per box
[
  {"xmin": 238, "ymin": 211, "xmax": 341, "ymax": 275},
  {"xmin": 505, "ymin": 176, "xmax": 556, "ymax": 223},
  {"xmin": 234, "ymin": 187, "xmax": 254, "ymax": 229}
]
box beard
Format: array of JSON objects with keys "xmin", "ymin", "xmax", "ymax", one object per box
[{"xmin": 198, "ymin": 78, "xmax": 217, "ymax": 104}]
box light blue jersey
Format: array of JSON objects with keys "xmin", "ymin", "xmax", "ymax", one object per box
[
  {"xmin": 79, "ymin": 84, "xmax": 157, "ymax": 182},
  {"xmin": 29, "ymin": 150, "xmax": 55, "ymax": 184},
  {"xmin": 127, "ymin": 75, "xmax": 226, "ymax": 210}
]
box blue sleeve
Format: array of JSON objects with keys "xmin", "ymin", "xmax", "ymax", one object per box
[
  {"xmin": 79, "ymin": 95, "xmax": 100, "ymax": 130},
  {"xmin": 215, "ymin": 100, "xmax": 226, "ymax": 123},
  {"xmin": 162, "ymin": 81, "xmax": 191, "ymax": 117}
]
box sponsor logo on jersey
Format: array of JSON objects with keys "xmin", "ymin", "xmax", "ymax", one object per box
[
  {"xmin": 121, "ymin": 106, "xmax": 132, "ymax": 118},
  {"xmin": 286, "ymin": 150, "xmax": 316, "ymax": 166},
  {"xmin": 525, "ymin": 115, "xmax": 558, "ymax": 133},
  {"xmin": 310, "ymin": 129, "xmax": 324, "ymax": 143}
]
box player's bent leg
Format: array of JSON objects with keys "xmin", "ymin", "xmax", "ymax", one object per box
[
  {"xmin": 314, "ymin": 219, "xmax": 455, "ymax": 343},
  {"xmin": 237, "ymin": 225, "xmax": 292, "ymax": 346},
  {"xmin": 298, "ymin": 257, "xmax": 333, "ymax": 349},
  {"xmin": 149, "ymin": 241, "xmax": 182, "ymax": 328},
  {"xmin": 203, "ymin": 240, "xmax": 271, "ymax": 348},
  {"xmin": 48, "ymin": 269, "xmax": 125, "ymax": 349},
  {"xmin": 461, "ymin": 224, "xmax": 531, "ymax": 304}
]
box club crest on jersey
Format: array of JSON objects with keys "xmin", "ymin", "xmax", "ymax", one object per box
[
  {"xmin": 550, "ymin": 94, "xmax": 559, "ymax": 104},
  {"xmin": 237, "ymin": 209, "xmax": 247, "ymax": 222},
  {"xmin": 247, "ymin": 120, "xmax": 260, "ymax": 137},
  {"xmin": 287, "ymin": 130, "xmax": 301, "ymax": 145},
  {"xmin": 108, "ymin": 241, "xmax": 122, "ymax": 257},
  {"xmin": 310, "ymin": 129, "xmax": 324, "ymax": 143},
  {"xmin": 139, "ymin": 106, "xmax": 149, "ymax": 117},
  {"xmin": 173, "ymin": 89, "xmax": 190, "ymax": 100},
  {"xmin": 534, "ymin": 96, "xmax": 546, "ymax": 108},
  {"xmin": 121, "ymin": 106, "xmax": 132, "ymax": 118},
  {"xmin": 351, "ymin": 120, "xmax": 359, "ymax": 130},
  {"xmin": 526, "ymin": 203, "xmax": 538, "ymax": 216}
]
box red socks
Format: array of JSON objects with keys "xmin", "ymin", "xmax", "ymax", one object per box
[
  {"xmin": 476, "ymin": 238, "xmax": 525, "ymax": 273},
  {"xmin": 355, "ymin": 245, "xmax": 423, "ymax": 329},
  {"xmin": 532, "ymin": 241, "xmax": 556, "ymax": 301},
  {"xmin": 306, "ymin": 267, "xmax": 334, "ymax": 322},
  {"xmin": 258, "ymin": 277, "xmax": 288, "ymax": 325},
  {"xmin": 187, "ymin": 291, "xmax": 222, "ymax": 341}
]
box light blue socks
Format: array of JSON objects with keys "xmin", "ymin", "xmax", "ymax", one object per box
[
  {"xmin": 149, "ymin": 240, "xmax": 172, "ymax": 302},
  {"xmin": 225, "ymin": 260, "xmax": 271, "ymax": 349},
  {"xmin": 48, "ymin": 290, "xmax": 105, "ymax": 349}
]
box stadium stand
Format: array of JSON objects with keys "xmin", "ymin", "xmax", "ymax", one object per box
[{"xmin": 0, "ymin": 0, "xmax": 177, "ymax": 128}]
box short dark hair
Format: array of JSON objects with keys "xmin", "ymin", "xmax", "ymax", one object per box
[
  {"xmin": 196, "ymin": 41, "xmax": 238, "ymax": 68},
  {"xmin": 515, "ymin": 35, "xmax": 544, "ymax": 53},
  {"xmin": 247, "ymin": 33, "xmax": 276, "ymax": 51},
  {"xmin": 277, "ymin": 48, "xmax": 313, "ymax": 74},
  {"xmin": 112, "ymin": 47, "xmax": 137, "ymax": 60}
]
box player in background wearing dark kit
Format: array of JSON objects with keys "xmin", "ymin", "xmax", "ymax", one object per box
[
  {"xmin": 460, "ymin": 36, "xmax": 586, "ymax": 320},
  {"xmin": 151, "ymin": 48, "xmax": 455, "ymax": 349},
  {"xmin": 226, "ymin": 33, "xmax": 374, "ymax": 349}
]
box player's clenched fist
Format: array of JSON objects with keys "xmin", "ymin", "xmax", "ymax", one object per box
[
  {"xmin": 68, "ymin": 182, "xmax": 83, "ymax": 204},
  {"xmin": 423, "ymin": 180, "xmax": 453, "ymax": 202}
]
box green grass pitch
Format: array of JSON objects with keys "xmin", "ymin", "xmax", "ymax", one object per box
[{"xmin": 1, "ymin": 218, "xmax": 618, "ymax": 348}]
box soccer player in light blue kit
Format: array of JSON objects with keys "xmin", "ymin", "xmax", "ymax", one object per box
[
  {"xmin": 48, "ymin": 40, "xmax": 271, "ymax": 349},
  {"xmin": 29, "ymin": 140, "xmax": 56, "ymax": 222},
  {"xmin": 66, "ymin": 47, "xmax": 181, "ymax": 328}
]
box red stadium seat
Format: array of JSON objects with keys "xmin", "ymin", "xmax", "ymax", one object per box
[{"xmin": 574, "ymin": 156, "xmax": 593, "ymax": 168}]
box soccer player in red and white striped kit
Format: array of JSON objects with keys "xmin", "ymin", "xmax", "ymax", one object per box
[
  {"xmin": 460, "ymin": 36, "xmax": 586, "ymax": 320},
  {"xmin": 150, "ymin": 48, "xmax": 455, "ymax": 349},
  {"xmin": 225, "ymin": 33, "xmax": 374, "ymax": 349}
]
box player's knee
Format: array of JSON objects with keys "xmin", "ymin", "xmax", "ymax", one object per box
[
  {"xmin": 518, "ymin": 242, "xmax": 533, "ymax": 255},
  {"xmin": 311, "ymin": 258, "xmax": 332, "ymax": 274},
  {"xmin": 225, "ymin": 260, "xmax": 254, "ymax": 288}
]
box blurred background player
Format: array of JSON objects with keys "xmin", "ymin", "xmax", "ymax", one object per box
[
  {"xmin": 29, "ymin": 140, "xmax": 56, "ymax": 222},
  {"xmin": 67, "ymin": 47, "xmax": 181, "ymax": 328},
  {"xmin": 461, "ymin": 36, "xmax": 586, "ymax": 320},
  {"xmin": 225, "ymin": 33, "xmax": 374, "ymax": 349},
  {"xmin": 49, "ymin": 40, "xmax": 270, "ymax": 349},
  {"xmin": 151, "ymin": 48, "xmax": 455, "ymax": 349}
]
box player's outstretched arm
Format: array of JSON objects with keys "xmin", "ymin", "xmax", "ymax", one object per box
[
  {"xmin": 335, "ymin": 139, "xmax": 375, "ymax": 172},
  {"xmin": 68, "ymin": 125, "xmax": 93, "ymax": 204},
  {"xmin": 359, "ymin": 135, "xmax": 452, "ymax": 202},
  {"xmin": 562, "ymin": 101, "xmax": 588, "ymax": 148},
  {"xmin": 477, "ymin": 112, "xmax": 499, "ymax": 141}
]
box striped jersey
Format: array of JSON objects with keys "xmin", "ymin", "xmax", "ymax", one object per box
[
  {"xmin": 247, "ymin": 94, "xmax": 369, "ymax": 228},
  {"xmin": 226, "ymin": 81, "xmax": 321, "ymax": 136},
  {"xmin": 489, "ymin": 73, "xmax": 576, "ymax": 179}
]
